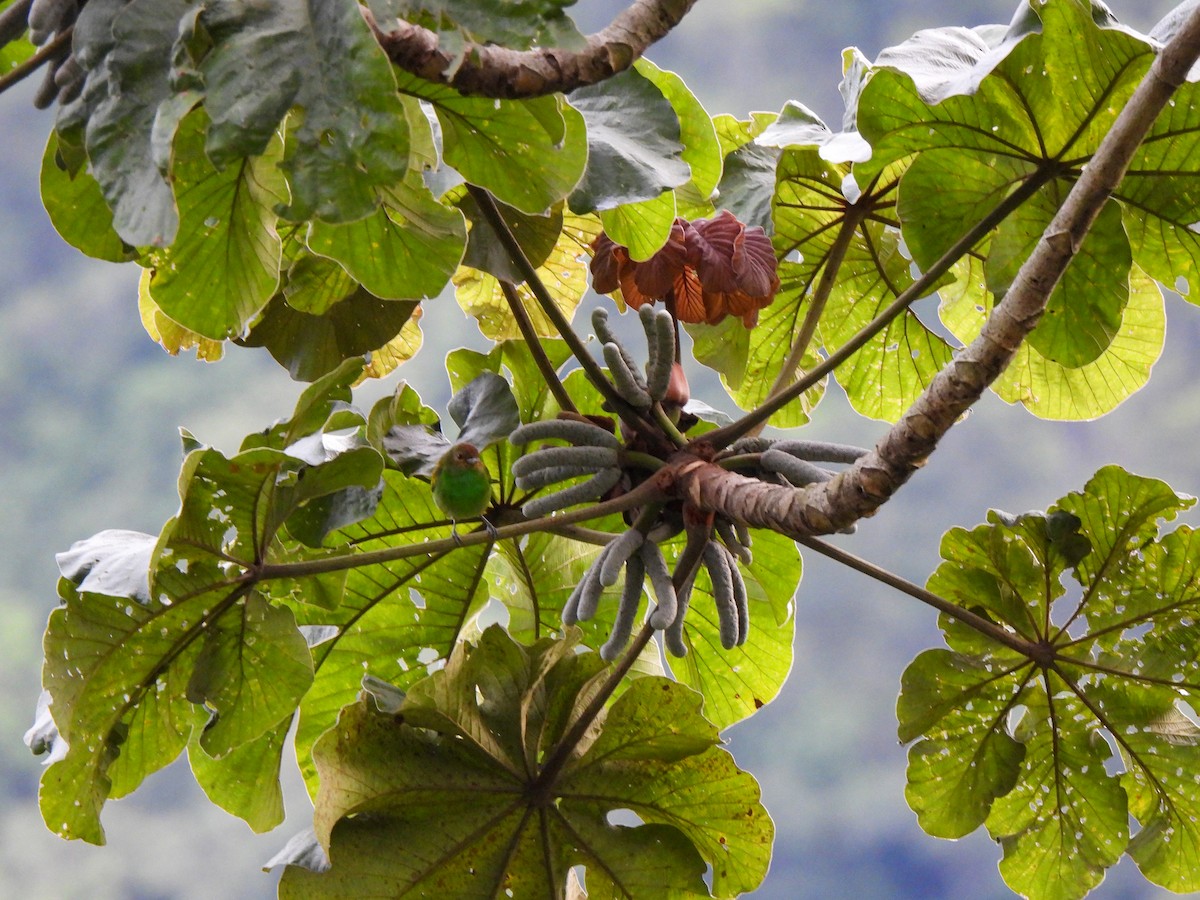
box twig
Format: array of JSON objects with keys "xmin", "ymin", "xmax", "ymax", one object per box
[
  {"xmin": 796, "ymin": 536, "xmax": 1041, "ymax": 658},
  {"xmin": 704, "ymin": 169, "xmax": 1052, "ymax": 451},
  {"xmin": 0, "ymin": 26, "xmax": 71, "ymax": 97},
  {"xmin": 256, "ymin": 476, "xmax": 667, "ymax": 581},
  {"xmin": 498, "ymin": 279, "xmax": 577, "ymax": 414},
  {"xmin": 467, "ymin": 184, "xmax": 666, "ymax": 450}
]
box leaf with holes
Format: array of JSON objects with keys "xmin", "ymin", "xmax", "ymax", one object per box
[
  {"xmin": 278, "ymin": 627, "xmax": 771, "ymax": 898},
  {"xmin": 900, "ymin": 466, "xmax": 1200, "ymax": 899}
]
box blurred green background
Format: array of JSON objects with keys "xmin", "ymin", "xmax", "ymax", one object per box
[{"xmin": 1, "ymin": 1, "xmax": 1195, "ymax": 896}]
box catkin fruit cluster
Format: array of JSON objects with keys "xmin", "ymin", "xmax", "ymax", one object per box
[
  {"xmin": 592, "ymin": 306, "xmax": 676, "ymax": 410},
  {"xmin": 563, "ymin": 527, "xmax": 752, "ymax": 661},
  {"xmin": 509, "ymin": 418, "xmax": 624, "ymax": 519},
  {"xmin": 561, "ymin": 531, "xmax": 681, "ymax": 661}
]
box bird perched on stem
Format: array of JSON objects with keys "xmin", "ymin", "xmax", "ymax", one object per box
[{"xmin": 431, "ymin": 443, "xmax": 496, "ymax": 543}]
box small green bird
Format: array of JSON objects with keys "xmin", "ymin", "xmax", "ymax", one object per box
[{"xmin": 431, "ymin": 442, "xmax": 495, "ymax": 542}]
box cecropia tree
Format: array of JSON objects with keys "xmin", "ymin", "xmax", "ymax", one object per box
[{"xmin": 7, "ymin": 0, "xmax": 1200, "ymax": 897}]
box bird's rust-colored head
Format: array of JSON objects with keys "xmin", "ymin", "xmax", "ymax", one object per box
[{"xmin": 449, "ymin": 443, "xmax": 481, "ymax": 466}]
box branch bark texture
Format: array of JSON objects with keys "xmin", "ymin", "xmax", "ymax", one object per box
[
  {"xmin": 673, "ymin": 7, "xmax": 1200, "ymax": 536},
  {"xmin": 370, "ymin": 0, "xmax": 698, "ymax": 98}
]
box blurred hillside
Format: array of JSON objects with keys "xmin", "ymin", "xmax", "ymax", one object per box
[{"xmin": 0, "ymin": 1, "xmax": 1193, "ymax": 897}]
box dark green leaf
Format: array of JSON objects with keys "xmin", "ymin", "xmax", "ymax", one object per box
[
  {"xmin": 281, "ymin": 628, "xmax": 770, "ymax": 897},
  {"xmin": 569, "ymin": 67, "xmax": 691, "ymax": 213},
  {"xmin": 59, "ymin": 0, "xmax": 196, "ymax": 245},
  {"xmin": 306, "ymin": 175, "xmax": 466, "ymax": 300},
  {"xmin": 457, "ymin": 192, "xmax": 564, "ymax": 281},
  {"xmin": 241, "ymin": 289, "xmax": 420, "ymax": 382},
  {"xmin": 186, "ymin": 593, "xmax": 312, "ymax": 756},
  {"xmin": 198, "ymin": 0, "xmax": 412, "ymax": 223}
]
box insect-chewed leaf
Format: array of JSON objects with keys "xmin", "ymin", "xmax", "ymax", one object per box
[
  {"xmin": 278, "ymin": 626, "xmax": 770, "ymax": 898},
  {"xmin": 900, "ymin": 465, "xmax": 1200, "ymax": 898},
  {"xmin": 37, "ymin": 369, "xmax": 385, "ymax": 840},
  {"xmin": 291, "ymin": 469, "xmax": 492, "ymax": 798}
]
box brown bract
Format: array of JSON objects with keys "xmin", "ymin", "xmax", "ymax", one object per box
[{"xmin": 590, "ymin": 211, "xmax": 780, "ymax": 327}]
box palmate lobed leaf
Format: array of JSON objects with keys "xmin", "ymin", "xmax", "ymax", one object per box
[
  {"xmin": 289, "ymin": 467, "xmax": 493, "ymax": 797},
  {"xmin": 855, "ymin": 0, "xmax": 1200, "ymax": 397},
  {"xmin": 279, "ymin": 627, "xmax": 771, "ymax": 898},
  {"xmin": 38, "ymin": 366, "xmax": 387, "ymax": 841},
  {"xmin": 900, "ymin": 465, "xmax": 1200, "ymax": 899},
  {"xmin": 751, "ymin": 124, "xmax": 949, "ymax": 425}
]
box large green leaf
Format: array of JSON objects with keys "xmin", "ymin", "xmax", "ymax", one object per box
[
  {"xmin": 39, "ymin": 132, "xmax": 136, "ymax": 263},
  {"xmin": 455, "ymin": 192, "xmax": 565, "ymax": 282},
  {"xmin": 900, "ymin": 466, "xmax": 1200, "ymax": 898},
  {"xmin": 397, "ymin": 70, "xmax": 588, "ymax": 215},
  {"xmin": 732, "ymin": 111, "xmax": 949, "ymax": 425},
  {"xmin": 637, "ymin": 59, "xmax": 722, "ymax": 205},
  {"xmin": 189, "ymin": 716, "xmax": 290, "ymax": 833},
  {"xmin": 568, "ymin": 67, "xmax": 691, "ymax": 213},
  {"xmin": 710, "ymin": 111, "xmax": 780, "ymax": 234},
  {"xmin": 40, "ymin": 579, "xmax": 205, "ymax": 843},
  {"xmin": 38, "ymin": 375, "xmax": 383, "ymax": 840},
  {"xmin": 145, "ymin": 110, "xmax": 287, "ymax": 339},
  {"xmin": 291, "ymin": 470, "xmax": 493, "ymax": 798},
  {"xmin": 857, "ymin": 0, "xmax": 1200, "ymax": 362},
  {"xmin": 241, "ymin": 288, "xmax": 421, "ymax": 382},
  {"xmin": 58, "ymin": 0, "xmax": 196, "ymax": 245},
  {"xmin": 279, "ymin": 628, "xmax": 771, "ymax": 898},
  {"xmin": 306, "ymin": 174, "xmax": 466, "ymax": 300},
  {"xmin": 197, "ymin": 0, "xmax": 412, "ymax": 223},
  {"xmin": 941, "ymin": 258, "xmax": 1164, "ymax": 419}
]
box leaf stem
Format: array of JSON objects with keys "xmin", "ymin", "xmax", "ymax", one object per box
[
  {"xmin": 498, "ymin": 279, "xmax": 577, "ymax": 414},
  {"xmin": 255, "ymin": 476, "xmax": 667, "ymax": 581},
  {"xmin": 651, "ymin": 402, "xmax": 688, "ymax": 447},
  {"xmin": 761, "ymin": 206, "xmax": 865, "ymax": 415},
  {"xmin": 703, "ymin": 168, "xmax": 1054, "ymax": 450},
  {"xmin": 466, "ymin": 184, "xmax": 665, "ymax": 448},
  {"xmin": 796, "ymin": 535, "xmax": 1042, "ymax": 658}
]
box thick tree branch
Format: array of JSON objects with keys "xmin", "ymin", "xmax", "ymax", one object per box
[
  {"xmin": 369, "ymin": 0, "xmax": 698, "ymax": 98},
  {"xmin": 674, "ymin": 7, "xmax": 1200, "ymax": 535}
]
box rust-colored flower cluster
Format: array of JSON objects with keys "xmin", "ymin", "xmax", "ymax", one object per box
[{"xmin": 589, "ymin": 210, "xmax": 780, "ymax": 328}]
